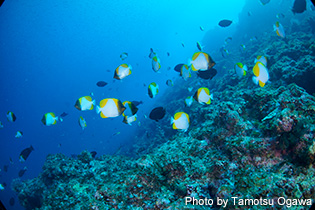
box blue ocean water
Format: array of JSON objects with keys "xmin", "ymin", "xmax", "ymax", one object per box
[{"xmin": 0, "ymin": 0, "xmax": 246, "ymax": 208}]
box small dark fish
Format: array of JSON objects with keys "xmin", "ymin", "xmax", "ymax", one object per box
[
  {"xmin": 60, "ymin": 112, "xmax": 68, "ymax": 117},
  {"xmin": 197, "ymin": 68, "xmax": 217, "ymax": 80},
  {"xmin": 96, "ymin": 81, "xmax": 108, "ymax": 87},
  {"xmin": 200, "ymin": 26, "xmax": 204, "ymax": 31},
  {"xmin": 259, "ymin": 0, "xmax": 270, "ymax": 5},
  {"xmin": 166, "ymin": 79, "xmax": 173, "ymax": 87},
  {"xmin": 167, "ymin": 52, "xmax": 170, "ymax": 56},
  {"xmin": 120, "ymin": 52, "xmax": 128, "ymax": 60},
  {"xmin": 218, "ymin": 19, "xmax": 232, "ymax": 27},
  {"xmin": 19, "ymin": 146, "xmax": 34, "ymax": 162},
  {"xmin": 174, "ymin": 64, "xmax": 184, "ymax": 73},
  {"xmin": 112, "ymin": 131, "xmax": 121, "ymax": 136},
  {"xmin": 131, "ymin": 101, "xmax": 143, "ymax": 106},
  {"xmin": 292, "ymin": 0, "xmax": 306, "ymax": 14},
  {"xmin": 0, "ymin": 0, "xmax": 4, "ymax": 7},
  {"xmin": 90, "ymin": 151, "xmax": 97, "ymax": 158},
  {"xmin": 181, "ymin": 43, "xmax": 185, "ymax": 47},
  {"xmin": 3, "ymin": 165, "xmax": 8, "ymax": 172},
  {"xmin": 149, "ymin": 107, "xmax": 166, "ymax": 122},
  {"xmin": 106, "ymin": 69, "xmax": 111, "ymax": 72},
  {"xmin": 197, "ymin": 42, "xmax": 203, "ymax": 51},
  {"xmin": 9, "ymin": 157, "xmax": 13, "ymax": 164},
  {"xmin": 18, "ymin": 167, "xmax": 27, "ymax": 177},
  {"xmin": 167, "ymin": 66, "xmax": 171, "ymax": 71},
  {"xmin": 9, "ymin": 197, "xmax": 15, "ymax": 206}
]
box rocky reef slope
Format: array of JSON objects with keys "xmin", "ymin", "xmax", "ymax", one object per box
[{"xmin": 12, "ymin": 9, "xmax": 315, "ymax": 210}]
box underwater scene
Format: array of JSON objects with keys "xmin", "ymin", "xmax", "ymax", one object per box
[{"xmin": 1, "ymin": 0, "xmax": 315, "ymax": 209}]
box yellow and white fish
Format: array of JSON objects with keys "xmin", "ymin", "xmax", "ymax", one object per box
[
  {"xmin": 96, "ymin": 98, "xmax": 126, "ymax": 118},
  {"xmin": 7, "ymin": 111, "xmax": 16, "ymax": 122},
  {"xmin": 123, "ymin": 114, "xmax": 137, "ymax": 126},
  {"xmin": 122, "ymin": 101, "xmax": 138, "ymax": 117},
  {"xmin": 41, "ymin": 112, "xmax": 61, "ymax": 126},
  {"xmin": 252, "ymin": 61, "xmax": 269, "ymax": 87},
  {"xmin": 184, "ymin": 96, "xmax": 194, "ymax": 107},
  {"xmin": 180, "ymin": 64, "xmax": 191, "ymax": 80},
  {"xmin": 152, "ymin": 56, "xmax": 161, "ymax": 72},
  {"xmin": 114, "ymin": 64, "xmax": 132, "ymax": 80},
  {"xmin": 15, "ymin": 131, "xmax": 23, "ymax": 138},
  {"xmin": 75, "ymin": 96, "xmax": 95, "ymax": 111},
  {"xmin": 78, "ymin": 116, "xmax": 87, "ymax": 130},
  {"xmin": 273, "ymin": 21, "xmax": 285, "ymax": 38},
  {"xmin": 148, "ymin": 82, "xmax": 159, "ymax": 98},
  {"xmin": 254, "ymin": 55, "xmax": 267, "ymax": 67},
  {"xmin": 171, "ymin": 112, "xmax": 190, "ymax": 132},
  {"xmin": 193, "ymin": 87, "xmax": 212, "ymax": 105},
  {"xmin": 234, "ymin": 63, "xmax": 247, "ymax": 77},
  {"xmin": 190, "ymin": 52, "xmax": 215, "ymax": 71}
]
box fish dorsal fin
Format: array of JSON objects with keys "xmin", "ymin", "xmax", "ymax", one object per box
[
  {"xmin": 174, "ymin": 112, "xmax": 183, "ymax": 120},
  {"xmin": 100, "ymin": 99, "xmax": 108, "ymax": 108},
  {"xmin": 192, "ymin": 52, "xmax": 201, "ymax": 60}
]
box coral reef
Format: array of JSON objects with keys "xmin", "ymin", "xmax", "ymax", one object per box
[{"xmin": 12, "ymin": 8, "xmax": 315, "ymax": 210}]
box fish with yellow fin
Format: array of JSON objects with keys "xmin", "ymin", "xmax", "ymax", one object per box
[
  {"xmin": 234, "ymin": 63, "xmax": 247, "ymax": 77},
  {"xmin": 114, "ymin": 64, "xmax": 132, "ymax": 80},
  {"xmin": 193, "ymin": 87, "xmax": 212, "ymax": 105},
  {"xmin": 190, "ymin": 52, "xmax": 215, "ymax": 71},
  {"xmin": 122, "ymin": 101, "xmax": 138, "ymax": 117},
  {"xmin": 78, "ymin": 116, "xmax": 87, "ymax": 130},
  {"xmin": 273, "ymin": 21, "xmax": 285, "ymax": 38},
  {"xmin": 41, "ymin": 112, "xmax": 62, "ymax": 126},
  {"xmin": 152, "ymin": 56, "xmax": 161, "ymax": 72},
  {"xmin": 75, "ymin": 96, "xmax": 95, "ymax": 111},
  {"xmin": 96, "ymin": 98, "xmax": 126, "ymax": 118},
  {"xmin": 171, "ymin": 112, "xmax": 190, "ymax": 132},
  {"xmin": 252, "ymin": 62, "xmax": 269, "ymax": 87},
  {"xmin": 148, "ymin": 82, "xmax": 159, "ymax": 98}
]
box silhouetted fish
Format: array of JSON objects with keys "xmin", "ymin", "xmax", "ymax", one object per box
[
  {"xmin": 96, "ymin": 81, "xmax": 108, "ymax": 87},
  {"xmin": 18, "ymin": 167, "xmax": 27, "ymax": 177},
  {"xmin": 19, "ymin": 146, "xmax": 34, "ymax": 162},
  {"xmin": 60, "ymin": 112, "xmax": 68, "ymax": 117},
  {"xmin": 131, "ymin": 101, "xmax": 143, "ymax": 106},
  {"xmin": 197, "ymin": 68, "xmax": 217, "ymax": 80},
  {"xmin": 174, "ymin": 64, "xmax": 184, "ymax": 73},
  {"xmin": 218, "ymin": 19, "xmax": 232, "ymax": 27},
  {"xmin": 149, "ymin": 107, "xmax": 166, "ymax": 122},
  {"xmin": 292, "ymin": 0, "xmax": 306, "ymax": 14}
]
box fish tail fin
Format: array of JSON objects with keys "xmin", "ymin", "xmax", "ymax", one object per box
[
  {"xmin": 243, "ymin": 65, "xmax": 248, "ymax": 72},
  {"xmin": 59, "ymin": 117, "xmax": 63, "ymax": 122},
  {"xmin": 170, "ymin": 117, "xmax": 174, "ymax": 125},
  {"xmin": 210, "ymin": 94, "xmax": 214, "ymax": 100},
  {"xmin": 96, "ymin": 106, "xmax": 101, "ymax": 114},
  {"xmin": 252, "ymin": 76, "xmax": 259, "ymax": 85},
  {"xmin": 92, "ymin": 100, "xmax": 96, "ymax": 106}
]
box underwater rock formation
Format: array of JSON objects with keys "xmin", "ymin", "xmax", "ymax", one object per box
[{"xmin": 12, "ymin": 7, "xmax": 315, "ymax": 210}]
